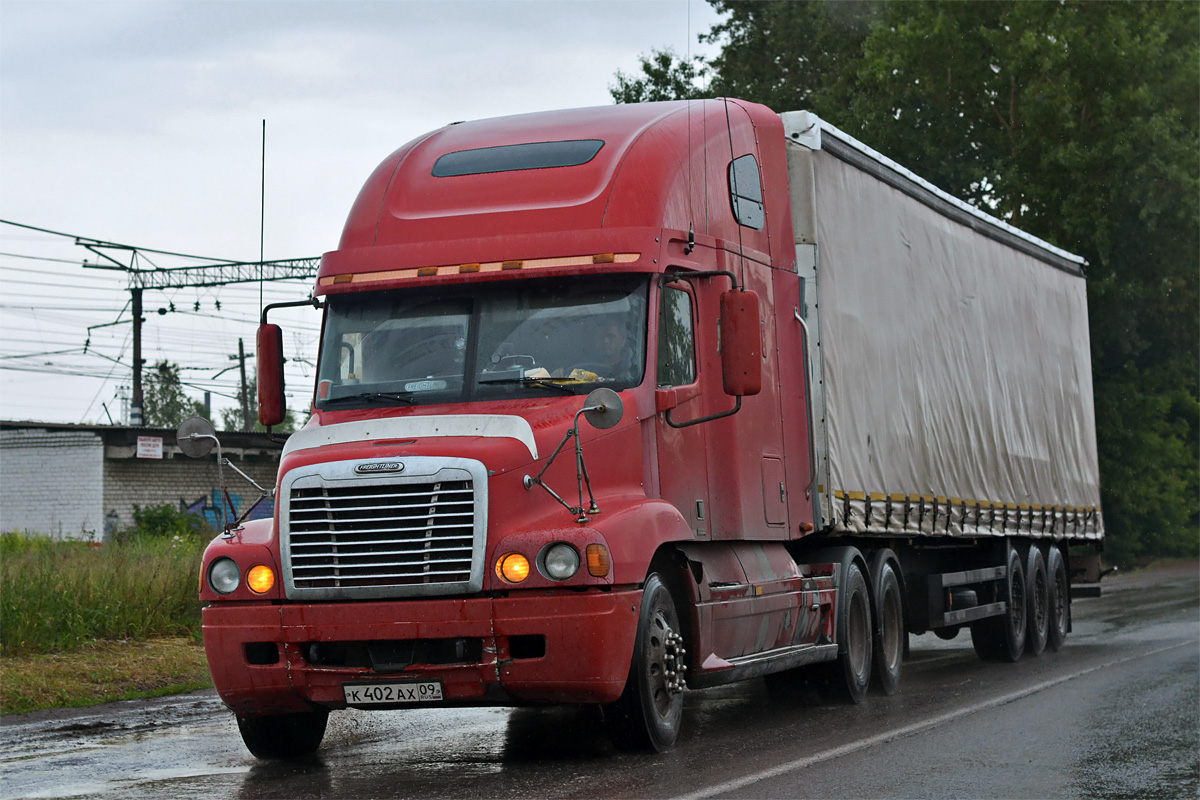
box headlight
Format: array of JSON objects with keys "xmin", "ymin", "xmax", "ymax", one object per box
[
  {"xmin": 541, "ymin": 543, "xmax": 580, "ymax": 581},
  {"xmin": 208, "ymin": 557, "xmax": 240, "ymax": 595}
]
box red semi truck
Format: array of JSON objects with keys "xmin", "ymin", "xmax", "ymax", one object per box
[{"xmin": 197, "ymin": 99, "xmax": 1104, "ymax": 757}]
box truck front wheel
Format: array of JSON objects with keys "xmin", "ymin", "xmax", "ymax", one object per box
[
  {"xmin": 605, "ymin": 574, "xmax": 686, "ymax": 753},
  {"xmin": 236, "ymin": 708, "xmax": 329, "ymax": 759}
]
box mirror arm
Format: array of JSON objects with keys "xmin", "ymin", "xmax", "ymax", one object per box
[
  {"xmin": 260, "ymin": 295, "xmax": 323, "ymax": 325},
  {"xmin": 665, "ymin": 396, "xmax": 742, "ymax": 429}
]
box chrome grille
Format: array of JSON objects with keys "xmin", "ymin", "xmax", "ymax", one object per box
[{"xmin": 281, "ymin": 458, "xmax": 487, "ymax": 600}]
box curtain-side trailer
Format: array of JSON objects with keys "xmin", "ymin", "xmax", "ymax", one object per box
[{"xmin": 192, "ymin": 99, "xmax": 1103, "ymax": 758}]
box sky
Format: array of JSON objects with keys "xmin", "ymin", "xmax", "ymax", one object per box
[{"xmin": 0, "ymin": 0, "xmax": 722, "ymax": 426}]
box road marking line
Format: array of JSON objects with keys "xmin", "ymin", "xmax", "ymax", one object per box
[{"xmin": 671, "ymin": 642, "xmax": 1192, "ymax": 800}]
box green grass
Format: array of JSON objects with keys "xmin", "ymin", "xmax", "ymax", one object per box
[
  {"xmin": 0, "ymin": 637, "xmax": 212, "ymax": 715},
  {"xmin": 1, "ymin": 507, "xmax": 217, "ymax": 713},
  {"xmin": 1, "ymin": 522, "xmax": 208, "ymax": 656}
]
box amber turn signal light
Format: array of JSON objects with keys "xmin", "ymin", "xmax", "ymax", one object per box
[
  {"xmin": 497, "ymin": 553, "xmax": 530, "ymax": 583},
  {"xmin": 586, "ymin": 544, "xmax": 611, "ymax": 577},
  {"xmin": 246, "ymin": 564, "xmax": 276, "ymax": 594}
]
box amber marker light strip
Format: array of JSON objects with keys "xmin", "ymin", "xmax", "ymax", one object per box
[{"xmin": 319, "ymin": 252, "xmax": 641, "ymax": 287}]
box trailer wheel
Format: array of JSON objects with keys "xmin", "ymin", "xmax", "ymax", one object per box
[
  {"xmin": 606, "ymin": 574, "xmax": 685, "ymax": 752},
  {"xmin": 869, "ymin": 551, "xmax": 904, "ymax": 696},
  {"xmin": 236, "ymin": 708, "xmax": 328, "ymax": 759},
  {"xmin": 1025, "ymin": 547, "xmax": 1049, "ymax": 656},
  {"xmin": 970, "ymin": 546, "xmax": 1026, "ymax": 662},
  {"xmin": 1046, "ymin": 545, "xmax": 1070, "ymax": 652},
  {"xmin": 824, "ymin": 558, "xmax": 872, "ymax": 703}
]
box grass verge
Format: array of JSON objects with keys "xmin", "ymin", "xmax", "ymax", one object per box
[
  {"xmin": 0, "ymin": 637, "xmax": 213, "ymax": 715},
  {"xmin": 1, "ymin": 525, "xmax": 207, "ymax": 655}
]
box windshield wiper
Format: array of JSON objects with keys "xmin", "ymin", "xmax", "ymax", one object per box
[
  {"xmin": 321, "ymin": 391, "xmax": 417, "ymax": 406},
  {"xmin": 478, "ymin": 377, "xmax": 579, "ymax": 395}
]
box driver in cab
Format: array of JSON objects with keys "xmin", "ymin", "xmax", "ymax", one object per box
[{"xmin": 557, "ymin": 316, "xmax": 635, "ymax": 383}]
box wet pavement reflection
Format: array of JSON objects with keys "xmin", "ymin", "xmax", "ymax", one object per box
[{"xmin": 2, "ymin": 564, "xmax": 1195, "ymax": 800}]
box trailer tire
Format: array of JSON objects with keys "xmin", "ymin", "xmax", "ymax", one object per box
[
  {"xmin": 236, "ymin": 708, "xmax": 328, "ymax": 759},
  {"xmin": 605, "ymin": 574, "xmax": 685, "ymax": 752},
  {"xmin": 822, "ymin": 555, "xmax": 872, "ymax": 703},
  {"xmin": 970, "ymin": 546, "xmax": 1027, "ymax": 663},
  {"xmin": 869, "ymin": 550, "xmax": 904, "ymax": 696},
  {"xmin": 1025, "ymin": 547, "xmax": 1049, "ymax": 656},
  {"xmin": 1046, "ymin": 545, "xmax": 1070, "ymax": 652}
]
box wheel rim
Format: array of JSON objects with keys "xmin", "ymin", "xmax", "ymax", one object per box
[
  {"xmin": 1033, "ymin": 568, "xmax": 1048, "ymax": 633},
  {"xmin": 881, "ymin": 585, "xmax": 902, "ymax": 671},
  {"xmin": 1011, "ymin": 566, "xmax": 1026, "ymax": 635},
  {"xmin": 1052, "ymin": 565, "xmax": 1068, "ymax": 633},
  {"xmin": 646, "ymin": 608, "xmax": 686, "ymax": 717},
  {"xmin": 848, "ymin": 590, "xmax": 869, "ymax": 677}
]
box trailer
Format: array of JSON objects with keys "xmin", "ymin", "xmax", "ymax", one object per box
[{"xmin": 192, "ymin": 99, "xmax": 1103, "ymax": 758}]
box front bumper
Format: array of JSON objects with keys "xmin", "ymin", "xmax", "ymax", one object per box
[{"xmin": 202, "ymin": 588, "xmax": 641, "ymax": 716}]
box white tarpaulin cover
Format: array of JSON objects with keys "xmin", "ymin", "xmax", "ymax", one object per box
[{"xmin": 795, "ymin": 121, "xmax": 1102, "ymax": 541}]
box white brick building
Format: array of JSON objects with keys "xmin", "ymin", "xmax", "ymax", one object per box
[{"xmin": 0, "ymin": 422, "xmax": 286, "ymax": 541}]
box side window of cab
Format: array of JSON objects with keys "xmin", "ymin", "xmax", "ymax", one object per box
[
  {"xmin": 729, "ymin": 153, "xmax": 764, "ymax": 229},
  {"xmin": 657, "ymin": 284, "xmax": 696, "ymax": 388}
]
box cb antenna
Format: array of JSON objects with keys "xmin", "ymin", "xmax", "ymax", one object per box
[
  {"xmin": 259, "ymin": 119, "xmax": 266, "ymax": 315},
  {"xmin": 685, "ymin": 0, "xmax": 694, "ymax": 253}
]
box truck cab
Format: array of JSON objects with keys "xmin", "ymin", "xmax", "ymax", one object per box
[{"xmin": 201, "ymin": 99, "xmax": 833, "ymax": 757}]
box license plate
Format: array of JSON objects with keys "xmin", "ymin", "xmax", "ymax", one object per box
[{"xmin": 343, "ymin": 680, "xmax": 444, "ymax": 706}]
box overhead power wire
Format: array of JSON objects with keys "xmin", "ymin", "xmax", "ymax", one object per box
[
  {"xmin": 0, "ymin": 251, "xmax": 95, "ymax": 265},
  {"xmin": 0, "ymin": 219, "xmax": 240, "ymax": 263}
]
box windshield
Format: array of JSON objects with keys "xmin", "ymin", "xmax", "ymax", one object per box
[{"xmin": 315, "ymin": 275, "xmax": 648, "ymax": 409}]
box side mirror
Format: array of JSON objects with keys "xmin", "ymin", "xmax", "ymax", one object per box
[
  {"xmin": 257, "ymin": 323, "xmax": 286, "ymax": 427},
  {"xmin": 177, "ymin": 416, "xmax": 217, "ymax": 459},
  {"xmin": 720, "ymin": 290, "xmax": 762, "ymax": 396}
]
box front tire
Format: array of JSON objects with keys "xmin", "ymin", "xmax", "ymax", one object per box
[
  {"xmin": 606, "ymin": 574, "xmax": 686, "ymax": 752},
  {"xmin": 236, "ymin": 708, "xmax": 328, "ymax": 759}
]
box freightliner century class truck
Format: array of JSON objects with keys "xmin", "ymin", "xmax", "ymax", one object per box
[{"xmin": 194, "ymin": 99, "xmax": 1104, "ymax": 758}]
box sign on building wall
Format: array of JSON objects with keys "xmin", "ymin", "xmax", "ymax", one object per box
[{"xmin": 136, "ymin": 436, "xmax": 163, "ymax": 459}]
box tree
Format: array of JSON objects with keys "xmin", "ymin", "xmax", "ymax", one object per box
[
  {"xmin": 610, "ymin": 48, "xmax": 710, "ymax": 104},
  {"xmin": 616, "ymin": 1, "xmax": 1199, "ymax": 564},
  {"xmin": 142, "ymin": 360, "xmax": 203, "ymax": 428}
]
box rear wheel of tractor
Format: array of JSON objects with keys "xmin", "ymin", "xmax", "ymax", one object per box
[
  {"xmin": 824, "ymin": 559, "xmax": 872, "ymax": 703},
  {"xmin": 236, "ymin": 708, "xmax": 328, "ymax": 759},
  {"xmin": 1046, "ymin": 545, "xmax": 1070, "ymax": 652},
  {"xmin": 1025, "ymin": 546, "xmax": 1049, "ymax": 656},
  {"xmin": 869, "ymin": 551, "xmax": 904, "ymax": 696},
  {"xmin": 605, "ymin": 574, "xmax": 686, "ymax": 752},
  {"xmin": 970, "ymin": 546, "xmax": 1027, "ymax": 663}
]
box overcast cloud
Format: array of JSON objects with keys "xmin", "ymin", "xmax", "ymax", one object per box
[{"xmin": 0, "ymin": 0, "xmax": 721, "ymax": 424}]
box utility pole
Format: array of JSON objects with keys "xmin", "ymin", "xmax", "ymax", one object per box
[
  {"xmin": 72, "ymin": 239, "xmax": 317, "ymax": 428},
  {"xmin": 0, "ymin": 221, "xmax": 320, "ymax": 424},
  {"xmin": 131, "ymin": 288, "xmax": 144, "ymax": 425},
  {"xmin": 238, "ymin": 338, "xmax": 250, "ymax": 430}
]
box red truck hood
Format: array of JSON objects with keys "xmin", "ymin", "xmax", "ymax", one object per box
[{"xmin": 279, "ymin": 395, "xmax": 626, "ymax": 478}]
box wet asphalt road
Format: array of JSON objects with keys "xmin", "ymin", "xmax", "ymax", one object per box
[{"xmin": 2, "ymin": 564, "xmax": 1196, "ymax": 800}]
